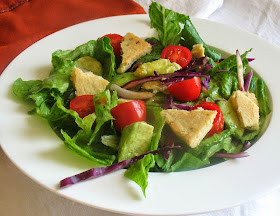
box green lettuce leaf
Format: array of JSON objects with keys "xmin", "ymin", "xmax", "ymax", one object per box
[
  {"xmin": 89, "ymin": 90, "xmax": 118, "ymax": 144},
  {"xmin": 136, "ymin": 37, "xmax": 164, "ymax": 63},
  {"xmin": 124, "ymin": 154, "xmax": 155, "ymax": 197},
  {"xmin": 169, "ymin": 152, "xmax": 207, "ymax": 172},
  {"xmin": 249, "ymin": 76, "xmax": 271, "ymax": 116},
  {"xmin": 124, "ymin": 106, "xmax": 165, "ymax": 196},
  {"xmin": 181, "ymin": 20, "xmax": 222, "ymax": 62},
  {"xmin": 54, "ymin": 96, "xmax": 116, "ymax": 166},
  {"xmin": 149, "ymin": 2, "xmax": 221, "ymax": 62},
  {"xmin": 189, "ymin": 128, "xmax": 234, "ymax": 161},
  {"xmin": 149, "ymin": 2, "xmax": 189, "ymax": 46},
  {"xmin": 207, "ymin": 50, "xmax": 251, "ymax": 99}
]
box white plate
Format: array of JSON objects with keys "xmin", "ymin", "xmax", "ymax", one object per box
[{"xmin": 0, "ymin": 15, "xmax": 279, "ymax": 216}]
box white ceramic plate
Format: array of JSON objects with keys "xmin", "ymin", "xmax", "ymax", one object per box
[{"xmin": 0, "ymin": 15, "xmax": 279, "ymax": 216}]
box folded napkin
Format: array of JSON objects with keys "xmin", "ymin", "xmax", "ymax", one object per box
[
  {"xmin": 0, "ymin": 0, "xmax": 145, "ymax": 75},
  {"xmin": 209, "ymin": 0, "xmax": 280, "ymax": 47},
  {"xmin": 134, "ymin": 0, "xmax": 224, "ymax": 18}
]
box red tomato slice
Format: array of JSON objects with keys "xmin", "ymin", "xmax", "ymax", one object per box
[
  {"xmin": 110, "ymin": 101, "xmax": 146, "ymax": 131},
  {"xmin": 167, "ymin": 77, "xmax": 201, "ymax": 102},
  {"xmin": 70, "ymin": 95, "xmax": 95, "ymax": 118},
  {"xmin": 161, "ymin": 45, "xmax": 192, "ymax": 68},
  {"xmin": 190, "ymin": 102, "xmax": 224, "ymax": 137},
  {"xmin": 101, "ymin": 34, "xmax": 123, "ymax": 59}
]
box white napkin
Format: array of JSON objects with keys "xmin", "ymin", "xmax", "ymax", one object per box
[
  {"xmin": 209, "ymin": 0, "xmax": 280, "ymax": 47},
  {"xmin": 134, "ymin": 0, "xmax": 224, "ymax": 18}
]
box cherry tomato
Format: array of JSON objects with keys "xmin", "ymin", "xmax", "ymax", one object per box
[
  {"xmin": 167, "ymin": 77, "xmax": 201, "ymax": 102},
  {"xmin": 101, "ymin": 34, "xmax": 123, "ymax": 58},
  {"xmin": 161, "ymin": 45, "xmax": 192, "ymax": 68},
  {"xmin": 70, "ymin": 95, "xmax": 95, "ymax": 118},
  {"xmin": 190, "ymin": 102, "xmax": 224, "ymax": 137},
  {"xmin": 110, "ymin": 101, "xmax": 146, "ymax": 131}
]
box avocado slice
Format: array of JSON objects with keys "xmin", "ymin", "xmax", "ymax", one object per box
[
  {"xmin": 118, "ymin": 121, "xmax": 154, "ymax": 162},
  {"xmin": 75, "ymin": 56, "xmax": 103, "ymax": 75},
  {"xmin": 217, "ymin": 100, "xmax": 245, "ymax": 139},
  {"xmin": 134, "ymin": 59, "xmax": 181, "ymax": 77}
]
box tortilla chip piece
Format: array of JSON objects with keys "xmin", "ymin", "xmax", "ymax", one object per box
[
  {"xmin": 229, "ymin": 90, "xmax": 259, "ymax": 130},
  {"xmin": 71, "ymin": 67, "xmax": 109, "ymax": 96},
  {"xmin": 117, "ymin": 32, "xmax": 152, "ymax": 73},
  {"xmin": 161, "ymin": 109, "xmax": 217, "ymax": 148}
]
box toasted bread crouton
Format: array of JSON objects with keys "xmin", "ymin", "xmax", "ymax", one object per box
[
  {"xmin": 117, "ymin": 33, "xmax": 152, "ymax": 73},
  {"xmin": 191, "ymin": 44, "xmax": 205, "ymax": 59},
  {"xmin": 229, "ymin": 90, "xmax": 259, "ymax": 130},
  {"xmin": 161, "ymin": 109, "xmax": 217, "ymax": 148},
  {"xmin": 242, "ymin": 91, "xmax": 259, "ymax": 106},
  {"xmin": 71, "ymin": 67, "xmax": 109, "ymax": 96}
]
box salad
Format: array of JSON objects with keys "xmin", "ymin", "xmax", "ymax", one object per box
[{"xmin": 12, "ymin": 2, "xmax": 271, "ymax": 197}]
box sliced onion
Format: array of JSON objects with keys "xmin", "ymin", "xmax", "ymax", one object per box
[
  {"xmin": 110, "ymin": 84, "xmax": 154, "ymax": 100},
  {"xmin": 236, "ymin": 49, "xmax": 245, "ymax": 91}
]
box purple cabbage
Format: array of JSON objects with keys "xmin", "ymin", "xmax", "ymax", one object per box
[
  {"xmin": 247, "ymin": 58, "xmax": 255, "ymax": 62},
  {"xmin": 164, "ymin": 94, "xmax": 173, "ymax": 109},
  {"xmin": 122, "ymin": 70, "xmax": 199, "ymax": 89},
  {"xmin": 242, "ymin": 141, "xmax": 252, "ymax": 151},
  {"xmin": 130, "ymin": 62, "xmax": 143, "ymax": 71},
  {"xmin": 201, "ymin": 75, "xmax": 211, "ymax": 89},
  {"xmin": 215, "ymin": 99, "xmax": 227, "ymax": 103},
  {"xmin": 60, "ymin": 146, "xmax": 181, "ymax": 188},
  {"xmin": 196, "ymin": 64, "xmax": 212, "ymax": 74},
  {"xmin": 171, "ymin": 104, "xmax": 194, "ymax": 110},
  {"xmin": 154, "ymin": 70, "xmax": 160, "ymax": 76},
  {"xmin": 147, "ymin": 39, "xmax": 157, "ymax": 46},
  {"xmin": 164, "ymin": 94, "xmax": 194, "ymax": 110},
  {"xmin": 214, "ymin": 152, "xmax": 249, "ymax": 159},
  {"xmin": 160, "ymin": 77, "xmax": 186, "ymax": 86},
  {"xmin": 186, "ymin": 56, "xmax": 209, "ymax": 70},
  {"xmin": 122, "ymin": 61, "xmax": 212, "ymax": 90},
  {"xmin": 216, "ymin": 69, "xmax": 229, "ymax": 73},
  {"xmin": 164, "ymin": 137, "xmax": 175, "ymax": 161},
  {"xmin": 244, "ymin": 70, "xmax": 253, "ymax": 92}
]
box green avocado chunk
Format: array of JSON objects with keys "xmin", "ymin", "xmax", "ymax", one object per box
[
  {"xmin": 118, "ymin": 121, "xmax": 154, "ymax": 162},
  {"xmin": 217, "ymin": 100, "xmax": 245, "ymax": 139},
  {"xmin": 75, "ymin": 56, "xmax": 103, "ymax": 75},
  {"xmin": 134, "ymin": 59, "xmax": 181, "ymax": 78}
]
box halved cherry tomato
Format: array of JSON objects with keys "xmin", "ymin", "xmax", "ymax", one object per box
[
  {"xmin": 70, "ymin": 95, "xmax": 95, "ymax": 118},
  {"xmin": 101, "ymin": 34, "xmax": 123, "ymax": 59},
  {"xmin": 110, "ymin": 101, "xmax": 146, "ymax": 131},
  {"xmin": 190, "ymin": 102, "xmax": 224, "ymax": 137},
  {"xmin": 167, "ymin": 77, "xmax": 201, "ymax": 102},
  {"xmin": 161, "ymin": 45, "xmax": 192, "ymax": 69}
]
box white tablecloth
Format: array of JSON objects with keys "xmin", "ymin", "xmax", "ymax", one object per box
[{"xmin": 1, "ymin": 0, "xmax": 280, "ymax": 215}]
